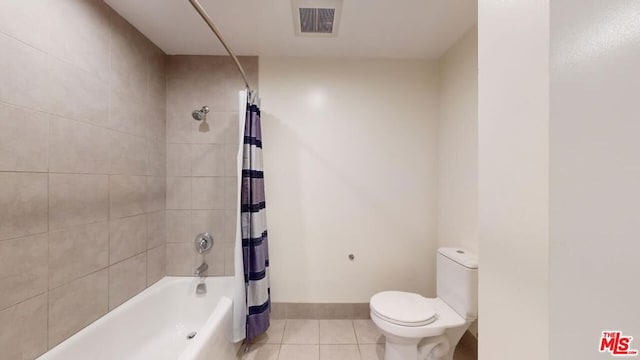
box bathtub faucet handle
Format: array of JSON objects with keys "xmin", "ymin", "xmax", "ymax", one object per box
[{"xmin": 194, "ymin": 233, "xmax": 213, "ymax": 254}]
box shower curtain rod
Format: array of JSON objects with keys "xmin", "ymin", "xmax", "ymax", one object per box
[{"xmin": 188, "ymin": 0, "xmax": 252, "ymax": 91}]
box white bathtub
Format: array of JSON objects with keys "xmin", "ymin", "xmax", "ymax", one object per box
[{"xmin": 38, "ymin": 277, "xmax": 241, "ymax": 360}]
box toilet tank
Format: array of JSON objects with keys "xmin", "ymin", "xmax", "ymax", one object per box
[{"xmin": 436, "ymin": 248, "xmax": 478, "ymax": 320}]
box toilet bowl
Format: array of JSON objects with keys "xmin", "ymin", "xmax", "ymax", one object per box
[
  {"xmin": 370, "ymin": 292, "xmax": 470, "ymax": 360},
  {"xmin": 369, "ymin": 248, "xmax": 478, "ymax": 360}
]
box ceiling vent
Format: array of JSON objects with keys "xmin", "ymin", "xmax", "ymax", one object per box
[{"xmin": 293, "ymin": 0, "xmax": 343, "ymax": 37}]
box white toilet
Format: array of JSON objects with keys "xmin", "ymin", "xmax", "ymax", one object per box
[{"xmin": 370, "ymin": 248, "xmax": 478, "ymax": 360}]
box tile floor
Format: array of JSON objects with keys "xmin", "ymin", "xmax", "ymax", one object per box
[{"xmin": 240, "ymin": 319, "xmax": 477, "ymax": 360}]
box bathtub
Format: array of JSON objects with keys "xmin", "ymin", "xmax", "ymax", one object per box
[{"xmin": 38, "ymin": 277, "xmax": 241, "ymax": 360}]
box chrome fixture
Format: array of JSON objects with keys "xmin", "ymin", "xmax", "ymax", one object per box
[
  {"xmin": 195, "ymin": 262, "xmax": 208, "ymax": 277},
  {"xmin": 192, "ymin": 106, "xmax": 209, "ymax": 121},
  {"xmin": 194, "ymin": 233, "xmax": 212, "ymax": 292},
  {"xmin": 194, "ymin": 233, "xmax": 213, "ymax": 253},
  {"xmin": 196, "ymin": 281, "xmax": 207, "ymax": 294}
]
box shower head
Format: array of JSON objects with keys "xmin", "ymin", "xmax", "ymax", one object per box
[{"xmin": 192, "ymin": 106, "xmax": 209, "ymax": 121}]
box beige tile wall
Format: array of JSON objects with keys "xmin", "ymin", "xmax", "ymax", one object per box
[
  {"xmin": 165, "ymin": 56, "xmax": 258, "ymax": 277},
  {"xmin": 0, "ymin": 1, "xmax": 167, "ymax": 358}
]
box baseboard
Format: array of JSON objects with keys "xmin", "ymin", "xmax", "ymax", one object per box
[{"xmin": 271, "ymin": 302, "xmax": 370, "ymax": 319}]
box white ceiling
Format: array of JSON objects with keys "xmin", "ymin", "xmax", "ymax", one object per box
[{"xmin": 104, "ymin": 0, "xmax": 477, "ymax": 59}]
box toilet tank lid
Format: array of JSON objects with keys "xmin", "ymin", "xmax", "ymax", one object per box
[{"xmin": 438, "ymin": 248, "xmax": 478, "ymax": 269}]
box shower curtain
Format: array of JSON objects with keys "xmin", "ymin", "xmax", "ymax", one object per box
[{"xmin": 241, "ymin": 93, "xmax": 270, "ymax": 342}]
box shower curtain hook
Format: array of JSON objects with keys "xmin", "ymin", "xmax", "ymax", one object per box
[{"xmin": 248, "ymin": 89, "xmax": 257, "ymax": 105}]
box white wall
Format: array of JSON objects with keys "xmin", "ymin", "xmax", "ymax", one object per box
[
  {"xmin": 478, "ymin": 1, "xmax": 549, "ymax": 359},
  {"xmin": 550, "ymin": 1, "xmax": 640, "ymax": 358},
  {"xmin": 259, "ymin": 57, "xmax": 439, "ymax": 303},
  {"xmin": 437, "ymin": 27, "xmax": 478, "ymax": 253}
]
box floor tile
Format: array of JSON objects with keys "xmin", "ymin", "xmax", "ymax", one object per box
[
  {"xmin": 241, "ymin": 344, "xmax": 280, "ymax": 360},
  {"xmin": 319, "ymin": 320, "xmax": 357, "ymax": 344},
  {"xmin": 320, "ymin": 345, "xmax": 361, "ymax": 360},
  {"xmin": 268, "ymin": 318, "xmax": 476, "ymax": 360},
  {"xmin": 282, "ymin": 319, "xmax": 319, "ymax": 344},
  {"xmin": 278, "ymin": 345, "xmax": 320, "ymax": 360},
  {"xmin": 359, "ymin": 344, "xmax": 384, "ymax": 360},
  {"xmin": 254, "ymin": 319, "xmax": 286, "ymax": 344},
  {"xmin": 353, "ymin": 320, "xmax": 384, "ymax": 344}
]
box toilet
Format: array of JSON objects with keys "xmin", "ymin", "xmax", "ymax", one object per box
[{"xmin": 370, "ymin": 248, "xmax": 478, "ymax": 360}]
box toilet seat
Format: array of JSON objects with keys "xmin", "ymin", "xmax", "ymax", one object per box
[{"xmin": 370, "ymin": 291, "xmax": 438, "ymax": 327}]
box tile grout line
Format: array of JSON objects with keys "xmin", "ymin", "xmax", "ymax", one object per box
[
  {"xmin": 0, "ymin": 29, "xmax": 102, "ymax": 83},
  {"xmin": 0, "ymin": 99, "xmax": 161, "ymax": 144},
  {"xmin": 350, "ymin": 319, "xmax": 359, "ymax": 348},
  {"xmin": 0, "ymin": 288, "xmax": 49, "ymax": 314},
  {"xmin": 48, "ymin": 266, "xmax": 109, "ymax": 292},
  {"xmin": 0, "ymin": 228, "xmax": 49, "ymax": 243},
  {"xmin": 106, "ymin": 6, "xmax": 115, "ymax": 313},
  {"xmin": 46, "ymin": 126, "xmax": 51, "ymax": 348},
  {"xmin": 46, "ymin": 153, "xmax": 51, "ymax": 349}
]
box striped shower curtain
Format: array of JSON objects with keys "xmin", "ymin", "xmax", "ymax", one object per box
[{"xmin": 241, "ymin": 98, "xmax": 270, "ymax": 342}]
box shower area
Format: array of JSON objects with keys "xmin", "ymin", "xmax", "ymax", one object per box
[
  {"xmin": 165, "ymin": 55, "xmax": 258, "ymax": 282},
  {"xmin": 164, "ymin": 54, "xmax": 259, "ymax": 336},
  {"xmin": 0, "ymin": 0, "xmax": 265, "ymax": 358}
]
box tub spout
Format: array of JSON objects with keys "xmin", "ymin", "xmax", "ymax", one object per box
[
  {"xmin": 195, "ymin": 262, "xmax": 208, "ymax": 276},
  {"xmin": 196, "ymin": 282, "xmax": 207, "ymax": 294}
]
